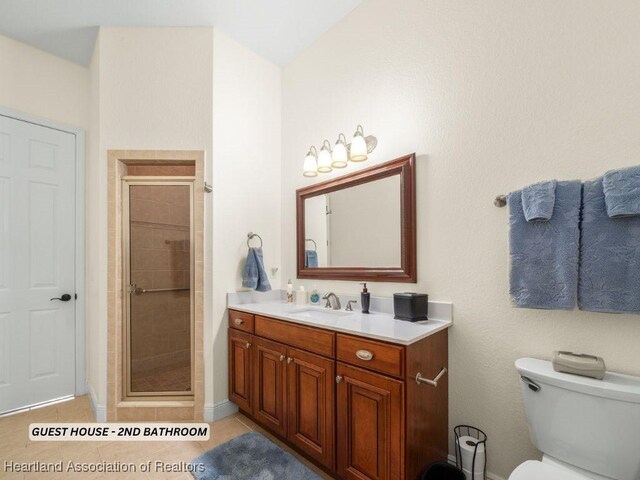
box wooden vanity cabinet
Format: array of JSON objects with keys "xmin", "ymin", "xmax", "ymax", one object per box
[
  {"xmin": 228, "ymin": 328, "xmax": 253, "ymax": 412},
  {"xmin": 253, "ymin": 336, "xmax": 288, "ymax": 437},
  {"xmin": 288, "ymin": 346, "xmax": 335, "ymax": 469},
  {"xmin": 228, "ymin": 309, "xmax": 449, "ymax": 479},
  {"xmin": 336, "ymin": 362, "xmax": 405, "ymax": 480}
]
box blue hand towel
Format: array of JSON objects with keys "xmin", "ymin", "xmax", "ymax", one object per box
[
  {"xmin": 521, "ymin": 180, "xmax": 556, "ymax": 221},
  {"xmin": 305, "ymin": 250, "xmax": 318, "ymax": 268},
  {"xmin": 508, "ymin": 180, "xmax": 581, "ymax": 309},
  {"xmin": 242, "ymin": 247, "xmax": 271, "ymax": 292},
  {"xmin": 579, "ymin": 178, "xmax": 640, "ymax": 314},
  {"xmin": 602, "ymin": 165, "xmax": 640, "ymax": 218}
]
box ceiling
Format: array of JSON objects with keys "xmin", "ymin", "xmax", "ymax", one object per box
[{"xmin": 0, "ymin": 0, "xmax": 361, "ymax": 66}]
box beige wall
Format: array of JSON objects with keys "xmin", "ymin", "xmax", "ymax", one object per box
[
  {"xmin": 86, "ymin": 27, "xmax": 282, "ymax": 415},
  {"xmin": 0, "ymin": 33, "xmax": 89, "ymax": 129},
  {"xmin": 210, "ymin": 30, "xmax": 282, "ymax": 407},
  {"xmin": 86, "ymin": 27, "xmax": 214, "ymax": 410},
  {"xmin": 281, "ymin": 0, "xmax": 640, "ymax": 477}
]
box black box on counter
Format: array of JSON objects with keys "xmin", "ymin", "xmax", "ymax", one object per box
[{"xmin": 393, "ymin": 293, "xmax": 429, "ymax": 322}]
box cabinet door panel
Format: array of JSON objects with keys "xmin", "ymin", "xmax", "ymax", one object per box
[
  {"xmin": 253, "ymin": 337, "xmax": 288, "ymax": 437},
  {"xmin": 337, "ymin": 363, "xmax": 404, "ymax": 480},
  {"xmin": 228, "ymin": 329, "xmax": 253, "ymax": 412},
  {"xmin": 288, "ymin": 347, "xmax": 335, "ymax": 470}
]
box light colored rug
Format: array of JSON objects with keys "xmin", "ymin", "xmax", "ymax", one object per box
[{"xmin": 191, "ymin": 431, "xmax": 322, "ymax": 479}]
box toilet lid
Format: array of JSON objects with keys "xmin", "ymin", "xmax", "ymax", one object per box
[{"xmin": 510, "ymin": 461, "xmax": 588, "ymax": 480}]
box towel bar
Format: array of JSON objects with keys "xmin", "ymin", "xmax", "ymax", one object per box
[
  {"xmin": 494, "ymin": 195, "xmax": 507, "ymax": 207},
  {"xmin": 247, "ymin": 232, "xmax": 263, "ymax": 248}
]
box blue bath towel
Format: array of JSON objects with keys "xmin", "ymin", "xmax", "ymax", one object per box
[
  {"xmin": 602, "ymin": 165, "xmax": 640, "ymax": 218},
  {"xmin": 521, "ymin": 180, "xmax": 556, "ymax": 221},
  {"xmin": 579, "ymin": 178, "xmax": 640, "ymax": 314},
  {"xmin": 508, "ymin": 181, "xmax": 581, "ymax": 309},
  {"xmin": 305, "ymin": 249, "xmax": 318, "ymax": 268},
  {"xmin": 242, "ymin": 247, "xmax": 271, "ymax": 292}
]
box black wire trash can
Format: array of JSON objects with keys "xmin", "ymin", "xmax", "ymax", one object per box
[
  {"xmin": 420, "ymin": 462, "xmax": 465, "ymax": 480},
  {"xmin": 454, "ymin": 425, "xmax": 487, "ymax": 480}
]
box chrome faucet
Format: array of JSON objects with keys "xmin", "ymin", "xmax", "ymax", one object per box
[
  {"xmin": 323, "ymin": 292, "xmax": 341, "ymax": 310},
  {"xmin": 345, "ymin": 300, "xmax": 357, "ymax": 312}
]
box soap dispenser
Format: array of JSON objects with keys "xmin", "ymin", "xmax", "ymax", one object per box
[
  {"xmin": 360, "ymin": 283, "xmax": 370, "ymax": 314},
  {"xmin": 286, "ymin": 280, "xmax": 294, "ymax": 303}
]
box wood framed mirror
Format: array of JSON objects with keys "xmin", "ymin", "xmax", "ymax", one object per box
[{"xmin": 297, "ymin": 153, "xmax": 416, "ymax": 282}]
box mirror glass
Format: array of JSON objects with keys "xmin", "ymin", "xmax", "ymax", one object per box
[{"xmin": 303, "ymin": 175, "xmax": 401, "ymax": 268}]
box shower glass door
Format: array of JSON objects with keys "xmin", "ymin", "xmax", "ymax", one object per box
[{"xmin": 123, "ymin": 181, "xmax": 194, "ymax": 397}]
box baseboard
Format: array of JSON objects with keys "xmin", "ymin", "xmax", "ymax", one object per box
[
  {"xmin": 204, "ymin": 399, "xmax": 238, "ymax": 422},
  {"xmin": 87, "ymin": 382, "xmax": 107, "ymax": 423},
  {"xmin": 447, "ymin": 454, "xmax": 506, "ymax": 480}
]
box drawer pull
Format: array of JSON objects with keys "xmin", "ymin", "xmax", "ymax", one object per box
[
  {"xmin": 356, "ymin": 350, "xmax": 374, "ymax": 361},
  {"xmin": 336, "ymin": 375, "xmax": 343, "ymax": 383},
  {"xmin": 287, "ymin": 357, "xmax": 292, "ymax": 364},
  {"xmin": 279, "ymin": 354, "xmax": 285, "ymax": 362},
  {"xmin": 415, "ymin": 368, "xmax": 447, "ymax": 387},
  {"xmin": 245, "ymin": 342, "xmax": 251, "ymax": 348},
  {"xmin": 234, "ymin": 318, "xmax": 244, "ymax": 325}
]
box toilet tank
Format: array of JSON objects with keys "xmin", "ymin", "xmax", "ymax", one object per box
[{"xmin": 516, "ymin": 357, "xmax": 640, "ymax": 480}]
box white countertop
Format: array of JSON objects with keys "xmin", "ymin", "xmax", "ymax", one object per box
[{"xmin": 226, "ymin": 299, "xmax": 452, "ymax": 345}]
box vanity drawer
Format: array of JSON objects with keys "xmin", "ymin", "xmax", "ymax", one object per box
[
  {"xmin": 255, "ymin": 316, "xmax": 335, "ymax": 358},
  {"xmin": 337, "ymin": 334, "xmax": 405, "ymax": 378},
  {"xmin": 228, "ymin": 310, "xmax": 255, "ymax": 334}
]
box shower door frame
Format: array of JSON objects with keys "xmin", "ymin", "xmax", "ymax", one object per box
[{"xmin": 121, "ymin": 177, "xmax": 195, "ymax": 399}]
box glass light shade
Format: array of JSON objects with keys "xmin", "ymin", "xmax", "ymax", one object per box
[
  {"xmin": 331, "ymin": 141, "xmax": 348, "ymax": 168},
  {"xmin": 303, "ymin": 151, "xmax": 318, "ymax": 177},
  {"xmin": 350, "ymin": 133, "xmax": 368, "ymax": 162},
  {"xmin": 317, "ymin": 146, "xmax": 333, "ymax": 173}
]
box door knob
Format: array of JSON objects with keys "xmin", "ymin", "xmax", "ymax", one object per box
[{"xmin": 50, "ymin": 294, "xmax": 72, "ymax": 302}]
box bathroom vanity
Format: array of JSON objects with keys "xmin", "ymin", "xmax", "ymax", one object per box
[{"xmin": 227, "ymin": 301, "xmax": 450, "ymax": 480}]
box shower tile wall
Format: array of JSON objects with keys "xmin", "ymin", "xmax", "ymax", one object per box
[{"xmin": 129, "ymin": 185, "xmax": 191, "ymax": 392}]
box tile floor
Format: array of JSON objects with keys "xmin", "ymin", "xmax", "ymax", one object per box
[
  {"xmin": 0, "ymin": 396, "xmax": 331, "ymax": 480},
  {"xmin": 131, "ymin": 365, "xmax": 191, "ymax": 393}
]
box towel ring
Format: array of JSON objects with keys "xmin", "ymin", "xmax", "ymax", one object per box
[
  {"xmin": 305, "ymin": 238, "xmax": 317, "ymax": 251},
  {"xmin": 247, "ymin": 232, "xmax": 263, "ymax": 248}
]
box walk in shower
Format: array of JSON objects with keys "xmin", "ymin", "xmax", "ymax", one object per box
[{"xmin": 123, "ymin": 180, "xmax": 194, "ymax": 397}]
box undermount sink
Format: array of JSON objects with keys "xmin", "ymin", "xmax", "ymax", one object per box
[{"xmin": 290, "ymin": 308, "xmax": 354, "ymax": 319}]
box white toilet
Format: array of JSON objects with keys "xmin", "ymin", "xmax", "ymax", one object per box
[{"xmin": 510, "ymin": 357, "xmax": 640, "ymax": 480}]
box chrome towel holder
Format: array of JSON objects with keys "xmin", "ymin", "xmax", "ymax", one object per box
[
  {"xmin": 494, "ymin": 195, "xmax": 507, "ymax": 207},
  {"xmin": 305, "ymin": 238, "xmax": 317, "ymax": 251},
  {"xmin": 247, "ymin": 232, "xmax": 263, "ymax": 248}
]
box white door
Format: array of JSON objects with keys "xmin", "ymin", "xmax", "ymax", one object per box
[{"xmin": 0, "ymin": 115, "xmax": 76, "ymax": 413}]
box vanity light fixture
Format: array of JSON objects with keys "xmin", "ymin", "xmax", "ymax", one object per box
[
  {"xmin": 303, "ymin": 146, "xmax": 318, "ymax": 177},
  {"xmin": 349, "ymin": 124, "xmax": 369, "ymax": 162},
  {"xmin": 317, "ymin": 140, "xmax": 333, "ymax": 173},
  {"xmin": 302, "ymin": 125, "xmax": 378, "ymax": 177},
  {"xmin": 331, "ymin": 133, "xmax": 349, "ymax": 168}
]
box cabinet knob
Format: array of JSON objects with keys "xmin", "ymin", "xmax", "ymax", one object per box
[
  {"xmin": 234, "ymin": 318, "xmax": 244, "ymax": 325},
  {"xmin": 287, "ymin": 357, "xmax": 292, "ymax": 364},
  {"xmin": 356, "ymin": 349, "xmax": 374, "ymax": 361},
  {"xmin": 245, "ymin": 342, "xmax": 251, "ymax": 348},
  {"xmin": 336, "ymin": 375, "xmax": 343, "ymax": 383},
  {"xmin": 279, "ymin": 354, "xmax": 285, "ymax": 362}
]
